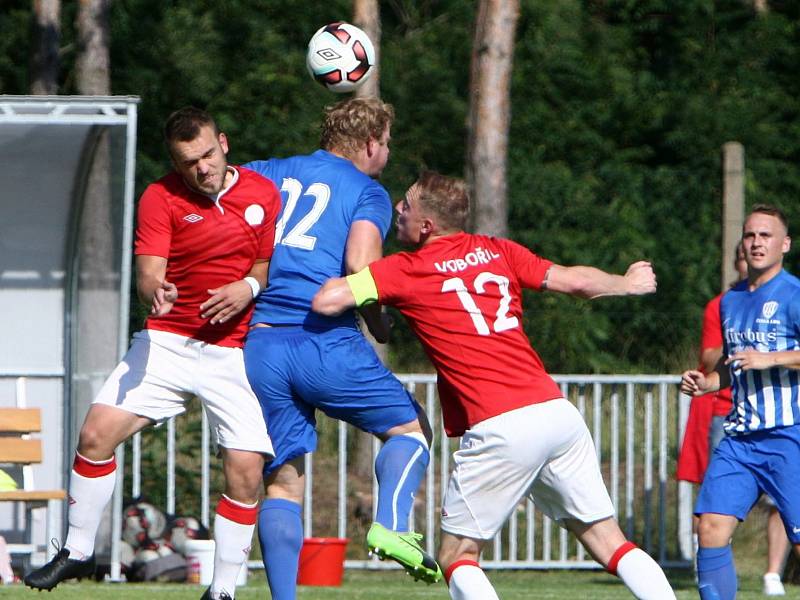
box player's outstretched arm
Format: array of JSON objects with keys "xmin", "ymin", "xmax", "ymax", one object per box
[
  {"xmin": 136, "ymin": 255, "xmax": 177, "ymax": 316},
  {"xmin": 542, "ymin": 261, "xmax": 656, "ymax": 299},
  {"xmin": 201, "ymin": 259, "xmax": 269, "ymax": 325},
  {"xmin": 312, "ymin": 277, "xmax": 358, "ymax": 317}
]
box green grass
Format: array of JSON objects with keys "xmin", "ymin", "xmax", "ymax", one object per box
[{"xmin": 3, "ymin": 569, "xmax": 798, "ymax": 599}]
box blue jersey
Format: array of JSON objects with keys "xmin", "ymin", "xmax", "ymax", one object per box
[
  {"xmin": 721, "ymin": 269, "xmax": 800, "ymax": 433},
  {"xmin": 245, "ymin": 150, "xmax": 392, "ymax": 328}
]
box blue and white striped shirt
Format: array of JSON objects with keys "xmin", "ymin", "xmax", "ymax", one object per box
[{"xmin": 722, "ymin": 269, "xmax": 800, "ymax": 433}]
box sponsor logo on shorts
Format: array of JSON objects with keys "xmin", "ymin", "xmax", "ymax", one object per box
[
  {"xmin": 183, "ymin": 213, "xmax": 203, "ymax": 223},
  {"xmin": 441, "ymin": 508, "xmax": 448, "ymax": 517},
  {"xmin": 793, "ymin": 526, "xmax": 800, "ymax": 534}
]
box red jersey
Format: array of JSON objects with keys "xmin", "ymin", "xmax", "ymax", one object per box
[
  {"xmin": 676, "ymin": 292, "xmax": 735, "ymax": 482},
  {"xmin": 370, "ymin": 232, "xmax": 563, "ymax": 437},
  {"xmin": 134, "ymin": 167, "xmax": 280, "ymax": 347},
  {"xmin": 700, "ymin": 293, "xmax": 732, "ymax": 416}
]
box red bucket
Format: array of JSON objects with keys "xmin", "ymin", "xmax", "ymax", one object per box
[{"xmin": 296, "ymin": 537, "xmax": 349, "ymax": 586}]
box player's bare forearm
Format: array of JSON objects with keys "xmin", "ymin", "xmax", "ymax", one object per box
[
  {"xmin": 246, "ymin": 259, "xmax": 269, "ymax": 290},
  {"xmin": 681, "ymin": 369, "xmax": 721, "ymax": 396},
  {"xmin": 700, "ymin": 347, "xmax": 723, "ymax": 375},
  {"xmin": 312, "ymin": 277, "xmax": 356, "ymax": 317},
  {"xmin": 726, "ymin": 349, "xmax": 800, "ymax": 371},
  {"xmin": 135, "ymin": 255, "xmax": 177, "ymax": 315},
  {"xmin": 201, "ymin": 260, "xmax": 269, "ymax": 325},
  {"xmin": 543, "ymin": 261, "xmax": 656, "ymax": 299},
  {"xmin": 135, "ymin": 255, "xmax": 168, "ymax": 304}
]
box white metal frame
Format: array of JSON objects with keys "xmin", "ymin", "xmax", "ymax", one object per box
[{"xmin": 0, "ymin": 96, "xmax": 139, "ymax": 575}]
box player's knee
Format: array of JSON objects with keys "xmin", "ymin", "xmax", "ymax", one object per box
[
  {"xmin": 77, "ymin": 422, "xmax": 115, "ymax": 458},
  {"xmin": 224, "ymin": 470, "xmax": 263, "ymax": 504},
  {"xmin": 265, "ymin": 460, "xmax": 305, "ymax": 503},
  {"xmin": 696, "ymin": 515, "xmax": 734, "ymax": 546},
  {"xmin": 222, "ymin": 450, "xmax": 264, "ymax": 498}
]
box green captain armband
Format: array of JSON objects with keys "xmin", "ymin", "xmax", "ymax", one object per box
[{"xmin": 346, "ymin": 268, "xmax": 379, "ymax": 307}]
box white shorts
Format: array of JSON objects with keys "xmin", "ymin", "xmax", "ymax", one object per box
[
  {"xmin": 440, "ymin": 398, "xmax": 614, "ymax": 540},
  {"xmin": 93, "ymin": 329, "xmax": 273, "ymax": 456}
]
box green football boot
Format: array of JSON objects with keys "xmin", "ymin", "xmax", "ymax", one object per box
[{"xmin": 366, "ymin": 522, "xmax": 443, "ymax": 584}]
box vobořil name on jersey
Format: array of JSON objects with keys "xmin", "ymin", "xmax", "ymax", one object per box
[
  {"xmin": 434, "ymin": 247, "xmax": 501, "ymax": 273},
  {"xmin": 721, "ymin": 270, "xmax": 800, "ymax": 434}
]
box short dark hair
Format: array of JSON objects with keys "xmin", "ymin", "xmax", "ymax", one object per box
[
  {"xmin": 415, "ymin": 171, "xmax": 470, "ymax": 232},
  {"xmin": 749, "ymin": 204, "xmax": 789, "ymax": 233},
  {"xmin": 320, "ymin": 97, "xmax": 394, "ymax": 157},
  {"xmin": 163, "ymin": 106, "xmax": 219, "ymax": 145}
]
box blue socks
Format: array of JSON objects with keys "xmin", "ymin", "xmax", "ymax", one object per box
[
  {"xmin": 374, "ymin": 434, "xmax": 429, "ymax": 531},
  {"xmin": 259, "ymin": 498, "xmax": 303, "ymax": 600},
  {"xmin": 697, "ymin": 545, "xmax": 737, "ymax": 600}
]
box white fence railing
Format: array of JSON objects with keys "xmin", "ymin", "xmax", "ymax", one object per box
[
  {"xmin": 120, "ymin": 373, "xmax": 693, "ymax": 575},
  {"xmin": 0, "ymin": 373, "xmax": 692, "ymax": 575}
]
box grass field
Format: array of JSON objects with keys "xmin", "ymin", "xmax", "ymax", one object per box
[{"xmin": 2, "ymin": 569, "xmax": 797, "ymax": 599}]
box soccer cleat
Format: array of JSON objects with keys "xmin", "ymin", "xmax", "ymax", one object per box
[
  {"xmin": 763, "ymin": 572, "xmax": 785, "ymax": 596},
  {"xmin": 23, "ymin": 547, "xmax": 96, "ymax": 591},
  {"xmin": 366, "ymin": 522, "xmax": 442, "ymax": 584},
  {"xmin": 200, "ymin": 587, "xmax": 233, "ymax": 600}
]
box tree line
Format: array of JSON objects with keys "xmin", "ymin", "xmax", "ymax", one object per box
[{"xmin": 2, "ymin": 0, "xmax": 799, "ymax": 373}]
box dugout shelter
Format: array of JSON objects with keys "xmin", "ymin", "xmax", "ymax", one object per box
[{"xmin": 0, "ymin": 96, "xmax": 139, "ymax": 566}]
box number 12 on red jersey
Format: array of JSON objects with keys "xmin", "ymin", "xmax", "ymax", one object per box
[{"xmin": 442, "ymin": 272, "xmax": 519, "ymax": 336}]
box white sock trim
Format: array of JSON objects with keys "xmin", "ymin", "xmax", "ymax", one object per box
[
  {"xmin": 400, "ymin": 431, "xmax": 429, "ymax": 451},
  {"xmin": 75, "ymin": 451, "xmax": 114, "ymax": 465},
  {"xmin": 221, "ymin": 493, "xmax": 258, "ymax": 509}
]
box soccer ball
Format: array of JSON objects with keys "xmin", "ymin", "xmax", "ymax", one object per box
[
  {"xmin": 166, "ymin": 515, "xmax": 208, "ymax": 555},
  {"xmin": 122, "ymin": 501, "xmax": 167, "ymax": 549},
  {"xmin": 306, "ymin": 22, "xmax": 375, "ymax": 93}
]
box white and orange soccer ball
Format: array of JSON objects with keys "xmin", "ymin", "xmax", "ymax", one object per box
[{"xmin": 306, "ymin": 22, "xmax": 375, "ymax": 93}]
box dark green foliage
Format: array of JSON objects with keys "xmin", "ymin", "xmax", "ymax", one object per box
[{"xmin": 4, "ymin": 0, "xmax": 800, "ymax": 372}]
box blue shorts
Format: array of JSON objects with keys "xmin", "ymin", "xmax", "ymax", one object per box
[
  {"xmin": 244, "ymin": 325, "xmax": 420, "ymax": 474},
  {"xmin": 695, "ymin": 424, "xmax": 800, "ymax": 543}
]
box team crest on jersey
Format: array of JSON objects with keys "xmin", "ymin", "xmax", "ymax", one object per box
[
  {"xmin": 183, "ymin": 213, "xmax": 203, "ymax": 223},
  {"xmin": 762, "ymin": 301, "xmax": 779, "ymax": 319},
  {"xmin": 244, "ymin": 204, "xmax": 265, "ymax": 226}
]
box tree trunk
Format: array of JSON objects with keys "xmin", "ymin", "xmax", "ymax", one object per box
[
  {"xmin": 29, "ymin": 0, "xmax": 61, "ymax": 95},
  {"xmin": 74, "ymin": 0, "xmax": 112, "ymax": 294},
  {"xmin": 353, "ymin": 0, "xmax": 381, "ymax": 100},
  {"xmin": 72, "ymin": 2, "xmax": 116, "ymax": 529},
  {"xmin": 352, "ymin": 0, "xmax": 384, "ymax": 483},
  {"xmin": 466, "ymin": 0, "xmax": 519, "ymax": 237},
  {"xmin": 76, "ymin": 0, "xmax": 110, "ymax": 95}
]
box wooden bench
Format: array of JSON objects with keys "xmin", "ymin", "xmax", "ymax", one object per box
[{"xmin": 0, "ymin": 408, "xmax": 66, "ymax": 564}]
